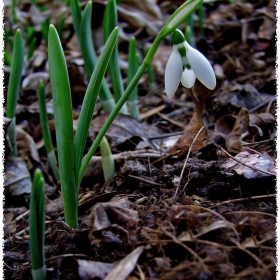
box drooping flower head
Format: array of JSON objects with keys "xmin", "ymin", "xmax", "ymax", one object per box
[{"xmin": 165, "ymin": 29, "xmax": 216, "ymax": 98}]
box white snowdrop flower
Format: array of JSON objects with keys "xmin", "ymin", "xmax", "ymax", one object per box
[{"xmin": 164, "ymin": 29, "xmax": 216, "ymax": 99}]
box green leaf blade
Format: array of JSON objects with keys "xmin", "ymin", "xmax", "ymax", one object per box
[
  {"xmin": 48, "ymin": 24, "xmax": 78, "ymax": 228},
  {"xmin": 75, "ymin": 27, "xmax": 119, "ymax": 185}
]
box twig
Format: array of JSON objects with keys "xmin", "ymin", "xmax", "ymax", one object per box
[
  {"xmin": 225, "ymin": 210, "xmax": 276, "ymax": 219},
  {"xmin": 90, "ymin": 150, "xmax": 166, "ymax": 162},
  {"xmin": 152, "ymin": 150, "xmax": 181, "ymax": 164},
  {"xmin": 46, "ymin": 253, "xmax": 90, "ymax": 263},
  {"xmin": 14, "ymin": 210, "xmax": 30, "ymax": 222},
  {"xmin": 209, "ymin": 194, "xmax": 276, "ymax": 209},
  {"xmin": 148, "ymin": 131, "xmax": 183, "ymax": 140},
  {"xmin": 173, "ymin": 126, "xmax": 205, "ymax": 202},
  {"xmin": 157, "ymin": 112, "xmax": 185, "ymax": 128},
  {"xmin": 128, "ymin": 174, "xmax": 165, "ymax": 187},
  {"xmin": 140, "ymin": 104, "xmax": 166, "ymax": 119}
]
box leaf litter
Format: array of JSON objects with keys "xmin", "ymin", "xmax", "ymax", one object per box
[{"xmin": 3, "ymin": 0, "xmax": 276, "ymax": 279}]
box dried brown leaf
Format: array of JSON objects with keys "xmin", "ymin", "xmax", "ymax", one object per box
[
  {"xmin": 78, "ymin": 260, "xmax": 114, "ymax": 280},
  {"xmin": 153, "ymin": 45, "xmax": 172, "ymax": 75},
  {"xmin": 215, "ymin": 108, "xmax": 275, "ymax": 153},
  {"xmin": 4, "ymin": 212, "xmax": 17, "ymax": 235},
  {"xmin": 213, "ymin": 83, "xmax": 263, "ymax": 113},
  {"xmin": 90, "ymin": 114, "xmax": 162, "ymax": 149},
  {"xmin": 257, "ymin": 0, "xmax": 276, "ymax": 40},
  {"xmin": 89, "ymin": 197, "xmax": 139, "ymax": 245},
  {"xmin": 89, "ymin": 197, "xmax": 138, "ymax": 232},
  {"xmin": 4, "ymin": 157, "xmax": 31, "ymax": 196},
  {"xmin": 22, "ymin": 72, "xmax": 49, "ymax": 90},
  {"xmin": 221, "ymin": 151, "xmax": 276, "ymax": 179},
  {"xmin": 118, "ymin": 0, "xmax": 163, "ymax": 36},
  {"xmin": 104, "ymin": 246, "xmax": 144, "ymax": 280},
  {"xmin": 16, "ymin": 127, "xmax": 40, "ymax": 162}
]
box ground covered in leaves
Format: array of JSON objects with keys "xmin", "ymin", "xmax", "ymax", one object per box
[{"xmin": 4, "ymin": 0, "xmax": 276, "ymax": 279}]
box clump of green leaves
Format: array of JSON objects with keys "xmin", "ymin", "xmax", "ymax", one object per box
[{"xmin": 48, "ymin": 0, "xmax": 203, "ymax": 228}]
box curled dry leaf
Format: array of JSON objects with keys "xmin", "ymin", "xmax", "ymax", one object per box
[
  {"xmin": 169, "ymin": 109, "xmax": 208, "ymax": 156},
  {"xmin": 117, "ymin": 0, "xmax": 163, "ymax": 36},
  {"xmin": 153, "ymin": 45, "xmax": 173, "ymax": 75},
  {"xmin": 169, "ymin": 80, "xmax": 217, "ymax": 156},
  {"xmin": 257, "ymin": 0, "xmax": 276, "ymax": 41},
  {"xmin": 4, "ymin": 212, "xmax": 17, "ymax": 235},
  {"xmin": 4, "ymin": 117, "xmax": 12, "ymax": 157},
  {"xmin": 89, "ymin": 197, "xmax": 138, "ymax": 245},
  {"xmin": 16, "ymin": 127, "xmax": 40, "ymax": 163},
  {"xmin": 213, "ymin": 83, "xmax": 263, "ymax": 114},
  {"xmin": 22, "ymin": 72, "xmax": 49, "ymax": 90},
  {"xmin": 78, "ymin": 260, "xmax": 114, "ymax": 280},
  {"xmin": 104, "ymin": 246, "xmax": 144, "ymax": 280},
  {"xmin": 215, "ymin": 107, "xmax": 275, "ymax": 153},
  {"xmin": 77, "ymin": 247, "xmax": 144, "ymax": 280},
  {"xmin": 4, "ymin": 157, "xmax": 31, "ymax": 196},
  {"xmin": 221, "ymin": 151, "xmax": 276, "ymax": 179},
  {"xmin": 90, "ymin": 113, "xmax": 163, "ymax": 149}
]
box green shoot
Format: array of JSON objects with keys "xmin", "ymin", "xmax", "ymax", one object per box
[
  {"xmin": 79, "ymin": 1, "xmax": 116, "ymax": 112},
  {"xmin": 57, "ymin": 16, "xmax": 66, "ymax": 40},
  {"xmin": 41, "ymin": 17, "xmax": 50, "ymax": 42},
  {"xmin": 27, "ymin": 37, "xmax": 37, "ymax": 60},
  {"xmin": 29, "ymin": 169, "xmax": 46, "ymax": 280},
  {"xmin": 12, "ymin": 0, "xmax": 17, "ymax": 23},
  {"xmin": 198, "ymin": 3, "xmax": 204, "ymax": 36},
  {"xmin": 103, "ymin": 0, "xmax": 128, "ymax": 114},
  {"xmin": 4, "ymin": 50, "xmax": 12, "ymax": 67},
  {"xmin": 6, "ymin": 29, "xmax": 24, "ymax": 156},
  {"xmin": 48, "ymin": 25, "xmax": 78, "ymax": 228},
  {"xmin": 70, "ymin": 0, "xmax": 82, "ymax": 42},
  {"xmin": 127, "ymin": 37, "xmax": 140, "ymax": 120},
  {"xmin": 26, "ymin": 26, "xmax": 36, "ymax": 45},
  {"xmin": 100, "ymin": 136, "xmax": 115, "ymax": 181},
  {"xmin": 185, "ymin": 14, "xmax": 196, "ymax": 47},
  {"xmin": 73, "ymin": 26, "xmax": 119, "ymax": 186},
  {"xmin": 38, "ymin": 81, "xmax": 60, "ymax": 182},
  {"xmin": 70, "ymin": 0, "xmax": 116, "ymax": 112}
]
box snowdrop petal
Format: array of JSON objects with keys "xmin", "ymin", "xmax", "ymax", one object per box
[
  {"xmin": 184, "ymin": 41, "xmax": 216, "ymax": 90},
  {"xmin": 164, "ymin": 45, "xmax": 183, "ymax": 98},
  {"xmin": 181, "ymin": 68, "xmax": 196, "ymax": 88}
]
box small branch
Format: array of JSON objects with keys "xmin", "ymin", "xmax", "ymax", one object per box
[
  {"xmin": 209, "ymin": 194, "xmax": 276, "ymax": 209},
  {"xmin": 173, "ymin": 126, "xmax": 206, "ymax": 202},
  {"xmin": 128, "ymin": 174, "xmax": 165, "ymax": 187}
]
